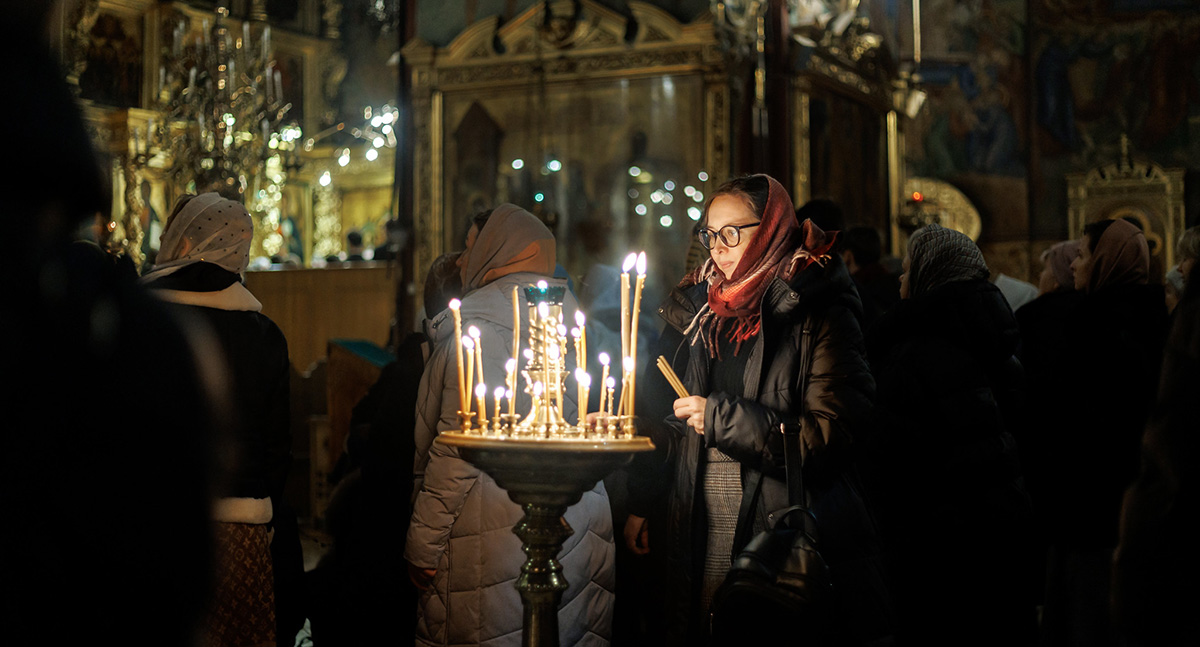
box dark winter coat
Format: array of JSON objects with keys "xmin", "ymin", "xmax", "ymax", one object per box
[
  {"xmin": 1046, "ymin": 283, "xmax": 1167, "ymax": 549},
  {"xmin": 1112, "ymin": 263, "xmax": 1200, "ymax": 645},
  {"xmin": 656, "ymin": 255, "xmax": 887, "ymax": 644},
  {"xmin": 866, "ymin": 278, "xmax": 1036, "ymax": 645}
]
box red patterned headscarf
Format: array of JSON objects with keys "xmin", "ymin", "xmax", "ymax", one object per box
[{"xmin": 680, "ymin": 175, "xmax": 837, "ymax": 357}]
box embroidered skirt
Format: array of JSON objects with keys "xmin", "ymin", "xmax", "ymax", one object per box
[{"xmin": 206, "ymin": 522, "xmax": 276, "ymax": 647}]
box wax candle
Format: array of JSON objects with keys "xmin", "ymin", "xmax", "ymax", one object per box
[
  {"xmin": 629, "ymin": 251, "xmax": 647, "ymax": 418},
  {"xmin": 469, "ymin": 326, "xmax": 484, "ymax": 407},
  {"xmin": 575, "ymin": 310, "xmax": 587, "ymax": 373},
  {"xmin": 505, "ymin": 358, "xmax": 517, "ymax": 416},
  {"xmin": 605, "ymin": 376, "xmax": 616, "ymax": 422},
  {"xmin": 511, "ymin": 286, "xmax": 520, "ymax": 369},
  {"xmin": 450, "ymin": 299, "xmax": 465, "ymax": 411},
  {"xmin": 619, "ymin": 356, "xmax": 634, "ymax": 416},
  {"xmin": 493, "ymin": 386, "xmax": 505, "ymax": 431},
  {"xmin": 621, "ymin": 253, "xmax": 636, "ymax": 364},
  {"xmin": 463, "ymin": 336, "xmax": 475, "ymax": 418},
  {"xmin": 578, "ymin": 372, "xmax": 591, "ymax": 429},
  {"xmin": 475, "ymin": 383, "xmax": 487, "ymax": 431},
  {"xmin": 598, "ymin": 353, "xmax": 611, "ymax": 416}
]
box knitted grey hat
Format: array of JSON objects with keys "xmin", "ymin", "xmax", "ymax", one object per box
[{"xmin": 907, "ymin": 223, "xmax": 989, "ymax": 297}]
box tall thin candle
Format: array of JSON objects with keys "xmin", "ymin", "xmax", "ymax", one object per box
[
  {"xmin": 505, "ymin": 358, "xmax": 517, "ymax": 416},
  {"xmin": 462, "ymin": 336, "xmax": 475, "ymax": 418},
  {"xmin": 620, "ymin": 253, "xmax": 636, "ymax": 365},
  {"xmin": 629, "ymin": 252, "xmax": 647, "ymax": 419},
  {"xmin": 598, "ymin": 353, "xmax": 611, "ymax": 416},
  {"xmin": 493, "ymin": 387, "xmax": 505, "ymax": 432},
  {"xmin": 511, "ymin": 286, "xmax": 521, "ymax": 371},
  {"xmin": 575, "ymin": 368, "xmax": 589, "ymax": 426},
  {"xmin": 469, "ymin": 326, "xmax": 484, "ymax": 412},
  {"xmin": 575, "ymin": 310, "xmax": 587, "ymax": 374},
  {"xmin": 449, "ymin": 299, "xmax": 465, "ymax": 412}
]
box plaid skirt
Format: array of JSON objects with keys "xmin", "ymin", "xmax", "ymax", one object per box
[{"xmin": 206, "ymin": 522, "xmax": 276, "ymax": 647}]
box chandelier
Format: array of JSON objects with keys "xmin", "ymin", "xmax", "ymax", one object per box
[{"xmin": 134, "ymin": 4, "xmax": 298, "ymax": 198}]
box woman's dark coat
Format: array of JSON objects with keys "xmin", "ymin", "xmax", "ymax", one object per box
[
  {"xmin": 655, "ymin": 255, "xmax": 887, "ymax": 644},
  {"xmin": 866, "ymin": 279, "xmax": 1035, "ymax": 645}
]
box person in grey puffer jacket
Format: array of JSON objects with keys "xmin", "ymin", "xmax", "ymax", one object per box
[{"xmin": 405, "ymin": 204, "xmax": 615, "ymax": 647}]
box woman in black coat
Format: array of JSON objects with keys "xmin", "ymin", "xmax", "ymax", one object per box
[
  {"xmin": 866, "ymin": 223, "xmax": 1036, "ymax": 646},
  {"xmin": 645, "ymin": 174, "xmax": 887, "ymax": 645}
]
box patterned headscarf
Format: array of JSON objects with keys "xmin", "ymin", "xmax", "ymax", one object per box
[
  {"xmin": 1086, "ymin": 218, "xmax": 1149, "ymax": 293},
  {"xmin": 459, "ymin": 203, "xmax": 556, "ymax": 292},
  {"xmin": 681, "ymin": 174, "xmax": 836, "ymax": 357},
  {"xmin": 142, "ymin": 193, "xmax": 254, "ymax": 282},
  {"xmin": 907, "ymin": 223, "xmax": 989, "ymax": 298},
  {"xmin": 1041, "ymin": 239, "xmax": 1081, "ymax": 293}
]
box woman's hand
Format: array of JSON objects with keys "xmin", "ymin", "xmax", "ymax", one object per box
[
  {"xmin": 407, "ymin": 561, "xmax": 436, "ymax": 591},
  {"xmin": 673, "ymin": 395, "xmax": 707, "ymax": 435},
  {"xmin": 624, "ymin": 514, "xmax": 650, "ymax": 555}
]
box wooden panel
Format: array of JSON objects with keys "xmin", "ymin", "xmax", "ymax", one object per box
[{"xmin": 245, "ymin": 264, "xmax": 398, "ymax": 372}]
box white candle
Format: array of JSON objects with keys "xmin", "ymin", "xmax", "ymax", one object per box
[
  {"xmin": 598, "ymin": 353, "xmax": 611, "ymax": 416},
  {"xmin": 475, "ymin": 383, "xmax": 487, "ymax": 431},
  {"xmin": 575, "ymin": 368, "xmax": 589, "ymax": 426},
  {"xmin": 605, "ymin": 376, "xmax": 616, "ymax": 423},
  {"xmin": 621, "ymin": 253, "xmax": 636, "ymax": 364},
  {"xmin": 463, "ymin": 336, "xmax": 475, "ymax": 419},
  {"xmin": 630, "ymin": 252, "xmax": 647, "ymax": 419},
  {"xmin": 469, "ymin": 326, "xmax": 484, "ymax": 402},
  {"xmin": 575, "ymin": 310, "xmax": 587, "ymax": 373},
  {"xmin": 450, "ymin": 299, "xmax": 465, "ymax": 412},
  {"xmin": 505, "ymin": 358, "xmax": 517, "ymax": 416},
  {"xmin": 493, "ymin": 387, "xmax": 505, "ymax": 432}
]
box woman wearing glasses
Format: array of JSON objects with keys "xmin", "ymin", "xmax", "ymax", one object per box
[{"xmin": 640, "ymin": 174, "xmax": 889, "ymax": 645}]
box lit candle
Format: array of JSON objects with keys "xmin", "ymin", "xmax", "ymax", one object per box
[
  {"xmin": 475, "ymin": 383, "xmax": 487, "ymax": 432},
  {"xmin": 469, "ymin": 325, "xmax": 484, "ymax": 406},
  {"xmin": 450, "ymin": 299, "xmax": 465, "ymax": 412},
  {"xmin": 548, "ymin": 342, "xmax": 561, "ymax": 423},
  {"xmin": 493, "ymin": 386, "xmax": 505, "ymax": 432},
  {"xmin": 462, "ymin": 336, "xmax": 475, "ymax": 419},
  {"xmin": 629, "ymin": 251, "xmax": 647, "ymax": 419},
  {"xmin": 532, "ymin": 381, "xmax": 544, "ymax": 429},
  {"xmin": 575, "ymin": 368, "xmax": 589, "ymax": 426},
  {"xmin": 575, "ymin": 310, "xmax": 587, "ymax": 373},
  {"xmin": 605, "ymin": 376, "xmax": 616, "ymax": 423},
  {"xmin": 619, "ymin": 356, "xmax": 634, "ymax": 416},
  {"xmin": 538, "ymin": 303, "xmax": 551, "ymax": 423},
  {"xmin": 511, "ymin": 286, "xmax": 520, "ymax": 370},
  {"xmin": 571, "ymin": 327, "xmax": 582, "ymax": 382},
  {"xmin": 505, "ymin": 358, "xmax": 517, "ymax": 416},
  {"xmin": 598, "ymin": 353, "xmax": 610, "ymax": 416},
  {"xmin": 621, "ymin": 253, "xmax": 636, "ymax": 364}
]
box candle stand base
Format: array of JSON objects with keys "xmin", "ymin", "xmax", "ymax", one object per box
[{"xmin": 437, "ymin": 433, "xmax": 653, "ymax": 647}]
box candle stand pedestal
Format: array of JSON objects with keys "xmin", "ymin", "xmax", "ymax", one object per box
[{"xmin": 438, "ymin": 433, "xmax": 653, "ymax": 647}]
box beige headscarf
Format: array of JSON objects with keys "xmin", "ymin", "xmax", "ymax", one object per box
[
  {"xmin": 1041, "ymin": 239, "xmax": 1081, "ymax": 292},
  {"xmin": 1086, "ymin": 218, "xmax": 1149, "ymax": 293},
  {"xmin": 142, "ymin": 193, "xmax": 254, "ymax": 282},
  {"xmin": 459, "ymin": 203, "xmax": 556, "ymax": 292}
]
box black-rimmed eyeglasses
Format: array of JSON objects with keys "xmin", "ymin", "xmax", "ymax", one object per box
[{"xmin": 697, "ymin": 223, "xmax": 760, "ymax": 250}]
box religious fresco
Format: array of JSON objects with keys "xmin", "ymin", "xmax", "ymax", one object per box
[
  {"xmin": 905, "ymin": 0, "xmax": 1027, "ymax": 181},
  {"xmin": 78, "ymin": 10, "xmax": 144, "ymax": 108},
  {"xmin": 1029, "ymin": 1, "xmax": 1200, "ymax": 237}
]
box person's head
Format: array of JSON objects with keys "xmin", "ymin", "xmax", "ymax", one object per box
[
  {"xmin": 795, "ymin": 198, "xmax": 844, "ymax": 235},
  {"xmin": 1071, "ymin": 218, "xmax": 1149, "ymax": 293},
  {"xmin": 700, "ymin": 175, "xmax": 771, "ymax": 279},
  {"xmin": 1176, "ymin": 225, "xmax": 1199, "ymax": 279},
  {"xmin": 841, "ymin": 226, "xmax": 883, "ymax": 274},
  {"xmin": 1038, "ymin": 239, "xmax": 1081, "ymax": 295},
  {"xmin": 900, "ymin": 223, "xmax": 988, "ymax": 299},
  {"xmin": 153, "ymin": 193, "xmax": 254, "ymax": 275},
  {"xmin": 424, "ymin": 252, "xmax": 463, "ymax": 317},
  {"xmin": 346, "ymin": 229, "xmax": 363, "ymax": 251},
  {"xmin": 457, "ymin": 204, "xmax": 555, "ymax": 291}
]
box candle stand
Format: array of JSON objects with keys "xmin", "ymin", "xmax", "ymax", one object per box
[{"xmin": 437, "ymin": 434, "xmax": 653, "ymax": 647}]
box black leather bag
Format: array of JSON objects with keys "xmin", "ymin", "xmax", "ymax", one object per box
[{"xmin": 708, "ymin": 421, "xmax": 839, "ymax": 644}]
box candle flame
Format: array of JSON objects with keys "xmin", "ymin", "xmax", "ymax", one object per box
[
  {"xmin": 523, "ymin": 348, "xmax": 535, "ymax": 359},
  {"xmin": 548, "ymin": 345, "xmax": 560, "ymax": 359},
  {"xmin": 506, "ymin": 358, "xmax": 516, "ymax": 372},
  {"xmin": 576, "ymin": 369, "xmax": 591, "ymax": 387},
  {"xmin": 494, "ymin": 386, "xmax": 506, "ymax": 399},
  {"xmin": 623, "ymin": 356, "xmax": 635, "ymax": 372},
  {"xmin": 557, "ymin": 324, "xmax": 567, "ymax": 336},
  {"xmin": 575, "ymin": 310, "xmax": 586, "ymax": 327},
  {"xmin": 599, "ymin": 352, "xmax": 610, "ymax": 366},
  {"xmin": 571, "ymin": 327, "xmax": 581, "ymax": 338},
  {"xmin": 537, "ymin": 280, "xmax": 549, "ymax": 289},
  {"xmin": 475, "ymin": 383, "xmax": 487, "ymax": 397},
  {"xmin": 538, "ymin": 303, "xmax": 549, "ymax": 319},
  {"xmin": 449, "ymin": 298, "xmax": 461, "ymax": 310},
  {"xmin": 462, "ymin": 336, "xmax": 474, "ymax": 350},
  {"xmin": 533, "ymin": 382, "xmax": 544, "ymax": 396},
  {"xmin": 606, "ymin": 376, "xmax": 616, "ymax": 388},
  {"xmin": 636, "ymin": 251, "xmax": 647, "ymax": 275},
  {"xmin": 622, "ymin": 252, "xmax": 638, "ymax": 272},
  {"xmin": 468, "ymin": 325, "xmax": 481, "ymax": 338},
  {"xmin": 505, "ymin": 389, "xmax": 514, "ymax": 399}
]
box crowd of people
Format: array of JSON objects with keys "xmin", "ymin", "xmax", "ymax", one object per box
[{"xmin": 7, "ymin": 5, "xmax": 1197, "ymax": 644}]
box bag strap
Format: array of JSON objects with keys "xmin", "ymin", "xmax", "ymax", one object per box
[{"xmin": 786, "ymin": 318, "xmax": 816, "ymax": 507}]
